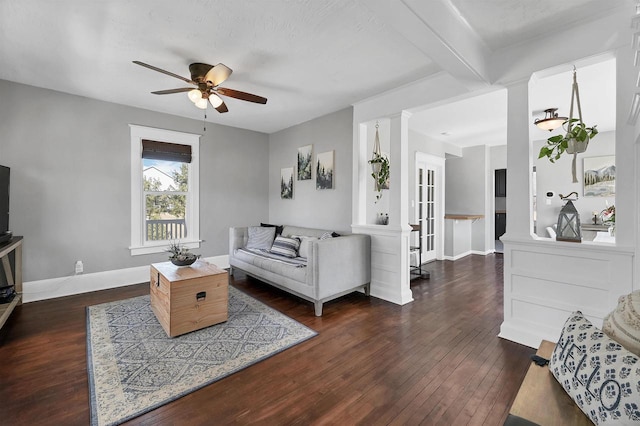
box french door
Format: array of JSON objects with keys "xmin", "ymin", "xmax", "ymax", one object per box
[{"xmin": 416, "ymin": 153, "xmax": 444, "ymax": 263}]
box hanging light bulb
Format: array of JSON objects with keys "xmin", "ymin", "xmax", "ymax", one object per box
[
  {"xmin": 187, "ymin": 89, "xmax": 202, "ymax": 103},
  {"xmin": 194, "ymin": 98, "xmax": 208, "ymax": 109},
  {"xmin": 209, "ymin": 93, "xmax": 223, "ymax": 108}
]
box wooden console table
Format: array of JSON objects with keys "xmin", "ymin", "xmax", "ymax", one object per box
[{"xmin": 0, "ymin": 237, "xmax": 22, "ymax": 330}]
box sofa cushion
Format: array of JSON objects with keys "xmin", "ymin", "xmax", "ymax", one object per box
[
  {"xmin": 603, "ymin": 290, "xmax": 640, "ymax": 357},
  {"xmin": 233, "ymin": 248, "xmax": 307, "ymax": 284},
  {"xmin": 270, "ymin": 236, "xmax": 301, "ymax": 258},
  {"xmin": 292, "ymin": 235, "xmax": 319, "ymax": 259},
  {"xmin": 246, "ymin": 226, "xmax": 276, "ymax": 250},
  {"xmin": 550, "ymin": 311, "xmax": 640, "ymax": 424},
  {"xmin": 281, "ymin": 225, "xmax": 329, "ymax": 239}
]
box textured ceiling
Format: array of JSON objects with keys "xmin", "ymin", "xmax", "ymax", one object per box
[
  {"xmin": 0, "ymin": 0, "xmax": 434, "ymax": 134},
  {"xmin": 448, "ymin": 0, "xmax": 627, "ymax": 51},
  {"xmin": 0, "ymin": 0, "xmax": 628, "ymax": 135}
]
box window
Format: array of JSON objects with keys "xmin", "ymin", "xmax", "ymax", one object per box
[{"xmin": 130, "ymin": 125, "xmax": 200, "ymax": 255}]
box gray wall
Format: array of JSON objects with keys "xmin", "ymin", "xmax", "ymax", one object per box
[
  {"xmin": 268, "ymin": 107, "xmax": 353, "ymax": 233},
  {"xmin": 533, "ymin": 130, "xmax": 615, "ymax": 237},
  {"xmin": 445, "ymin": 145, "xmax": 487, "ymax": 215},
  {"xmin": 0, "ymin": 79, "xmax": 269, "ymax": 281},
  {"xmin": 445, "ymin": 145, "xmax": 490, "ymax": 252}
]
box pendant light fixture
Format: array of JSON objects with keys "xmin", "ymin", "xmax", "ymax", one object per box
[{"xmin": 534, "ymin": 108, "xmax": 567, "ymax": 131}]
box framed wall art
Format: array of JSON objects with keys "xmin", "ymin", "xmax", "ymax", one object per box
[
  {"xmin": 316, "ymin": 150, "xmax": 334, "ymax": 190},
  {"xmin": 583, "ymin": 155, "xmax": 615, "ymax": 197},
  {"xmin": 281, "ymin": 167, "xmax": 294, "ymax": 199},
  {"xmin": 297, "ymin": 144, "xmax": 313, "ymax": 180}
]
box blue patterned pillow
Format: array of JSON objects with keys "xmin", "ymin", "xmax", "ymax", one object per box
[
  {"xmin": 269, "ymin": 236, "xmax": 301, "ymax": 258},
  {"xmin": 550, "ymin": 311, "xmax": 640, "ymax": 424}
]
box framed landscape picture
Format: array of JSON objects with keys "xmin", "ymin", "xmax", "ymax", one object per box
[
  {"xmin": 583, "ymin": 155, "xmax": 615, "ymax": 197},
  {"xmin": 280, "ymin": 167, "xmax": 294, "ymax": 199},
  {"xmin": 316, "ymin": 151, "xmax": 334, "ymax": 190},
  {"xmin": 297, "ymin": 145, "xmax": 312, "ymax": 180}
]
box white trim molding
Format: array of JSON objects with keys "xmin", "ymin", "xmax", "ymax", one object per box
[
  {"xmin": 22, "ymin": 255, "xmax": 229, "ymax": 303},
  {"xmin": 129, "ymin": 124, "xmax": 201, "ymax": 256}
]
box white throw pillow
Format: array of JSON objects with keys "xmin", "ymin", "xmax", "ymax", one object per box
[
  {"xmin": 246, "ymin": 226, "xmax": 276, "ymax": 250},
  {"xmin": 603, "ymin": 290, "xmax": 640, "ymax": 357},
  {"xmin": 292, "ymin": 235, "xmax": 319, "ymax": 259},
  {"xmin": 550, "ymin": 311, "xmax": 640, "ymax": 424}
]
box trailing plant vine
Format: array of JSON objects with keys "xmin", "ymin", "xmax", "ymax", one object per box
[
  {"xmin": 369, "ymin": 153, "xmax": 389, "ymax": 202},
  {"xmin": 538, "ymin": 118, "xmax": 598, "ymax": 163}
]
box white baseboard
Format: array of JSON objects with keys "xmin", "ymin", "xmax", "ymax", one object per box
[
  {"xmin": 443, "ymin": 250, "xmax": 472, "ymax": 261},
  {"xmin": 22, "ymin": 255, "xmax": 229, "ymax": 303},
  {"xmin": 471, "ymin": 249, "xmax": 494, "ymax": 256},
  {"xmin": 498, "ymin": 319, "xmax": 559, "ymax": 349},
  {"xmin": 443, "ymin": 249, "xmax": 494, "ymax": 261}
]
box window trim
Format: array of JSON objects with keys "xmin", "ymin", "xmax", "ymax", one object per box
[{"xmin": 129, "ymin": 125, "xmax": 201, "ymax": 256}]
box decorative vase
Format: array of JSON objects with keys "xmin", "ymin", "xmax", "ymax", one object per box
[{"xmin": 170, "ymin": 256, "xmax": 198, "ymax": 267}]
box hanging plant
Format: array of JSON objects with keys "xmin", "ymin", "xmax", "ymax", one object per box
[
  {"xmin": 369, "ymin": 152, "xmax": 389, "ymax": 201},
  {"xmin": 538, "ymin": 119, "xmax": 598, "ymax": 162},
  {"xmin": 536, "ymin": 67, "xmax": 598, "ymax": 183},
  {"xmin": 369, "ymin": 121, "xmax": 389, "ymax": 202}
]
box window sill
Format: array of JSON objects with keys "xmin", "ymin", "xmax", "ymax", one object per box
[{"xmin": 129, "ymin": 240, "xmax": 201, "ymax": 256}]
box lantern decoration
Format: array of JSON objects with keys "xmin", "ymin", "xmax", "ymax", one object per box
[{"xmin": 556, "ymin": 192, "xmax": 582, "ymax": 243}]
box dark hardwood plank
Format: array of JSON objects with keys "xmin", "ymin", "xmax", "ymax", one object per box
[{"xmin": 0, "ymin": 254, "xmax": 533, "ymax": 425}]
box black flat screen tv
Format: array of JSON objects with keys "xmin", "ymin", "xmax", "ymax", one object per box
[{"xmin": 0, "ymin": 165, "xmax": 9, "ymax": 241}]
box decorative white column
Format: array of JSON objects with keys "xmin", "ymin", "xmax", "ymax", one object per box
[
  {"xmin": 352, "ymin": 111, "xmax": 413, "ymax": 306},
  {"xmin": 389, "ymin": 111, "xmax": 414, "ymax": 305},
  {"xmin": 504, "ymin": 80, "xmax": 534, "ymax": 239}
]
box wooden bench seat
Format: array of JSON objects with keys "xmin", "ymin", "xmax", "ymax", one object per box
[{"xmin": 505, "ymin": 340, "xmax": 592, "ymax": 426}]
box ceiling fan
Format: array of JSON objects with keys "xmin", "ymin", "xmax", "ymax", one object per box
[{"xmin": 132, "ymin": 61, "xmax": 267, "ymax": 113}]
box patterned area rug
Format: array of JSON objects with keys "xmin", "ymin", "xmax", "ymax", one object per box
[{"xmin": 87, "ymin": 286, "xmax": 317, "ymax": 426}]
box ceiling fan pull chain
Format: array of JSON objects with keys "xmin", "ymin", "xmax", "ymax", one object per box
[{"xmin": 203, "ymin": 110, "xmax": 207, "ymax": 132}]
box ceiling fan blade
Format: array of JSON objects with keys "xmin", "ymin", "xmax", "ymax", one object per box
[
  {"xmin": 205, "ymin": 63, "xmax": 233, "ymax": 86},
  {"xmin": 151, "ymin": 88, "xmax": 194, "ymax": 95},
  {"xmin": 132, "ymin": 61, "xmax": 195, "ymax": 84},
  {"xmin": 215, "ymin": 101, "xmax": 229, "ymax": 113},
  {"xmin": 217, "ymin": 87, "xmax": 267, "ymax": 104}
]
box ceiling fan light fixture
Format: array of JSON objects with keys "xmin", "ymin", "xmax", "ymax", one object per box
[
  {"xmin": 535, "ymin": 108, "xmax": 567, "ymax": 131},
  {"xmin": 194, "ymin": 98, "xmax": 208, "ymax": 109},
  {"xmin": 209, "ymin": 93, "xmax": 223, "ymax": 108},
  {"xmin": 187, "ymin": 89, "xmax": 202, "ymax": 103}
]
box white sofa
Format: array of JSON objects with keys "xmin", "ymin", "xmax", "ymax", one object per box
[{"xmin": 229, "ymin": 225, "xmax": 371, "ymax": 316}]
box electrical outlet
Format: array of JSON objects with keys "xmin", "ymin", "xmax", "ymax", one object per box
[{"xmin": 75, "ymin": 260, "xmax": 83, "ymax": 275}]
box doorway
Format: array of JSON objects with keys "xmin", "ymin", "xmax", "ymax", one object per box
[{"xmin": 415, "ymin": 153, "xmax": 444, "ymax": 264}]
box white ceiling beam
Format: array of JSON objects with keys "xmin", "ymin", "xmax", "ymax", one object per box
[
  {"xmin": 360, "ymin": 0, "xmax": 492, "ymax": 89},
  {"xmin": 490, "ymin": 7, "xmax": 632, "ymax": 85}
]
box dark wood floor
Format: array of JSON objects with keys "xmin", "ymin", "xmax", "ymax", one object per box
[{"xmin": 0, "ymin": 254, "xmax": 533, "ymax": 425}]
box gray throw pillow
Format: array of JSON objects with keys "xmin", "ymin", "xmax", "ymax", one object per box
[{"xmin": 246, "ymin": 226, "xmax": 276, "ymax": 250}]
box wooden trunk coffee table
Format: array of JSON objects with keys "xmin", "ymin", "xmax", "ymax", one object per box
[{"xmin": 150, "ymin": 260, "xmax": 228, "ymax": 337}]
